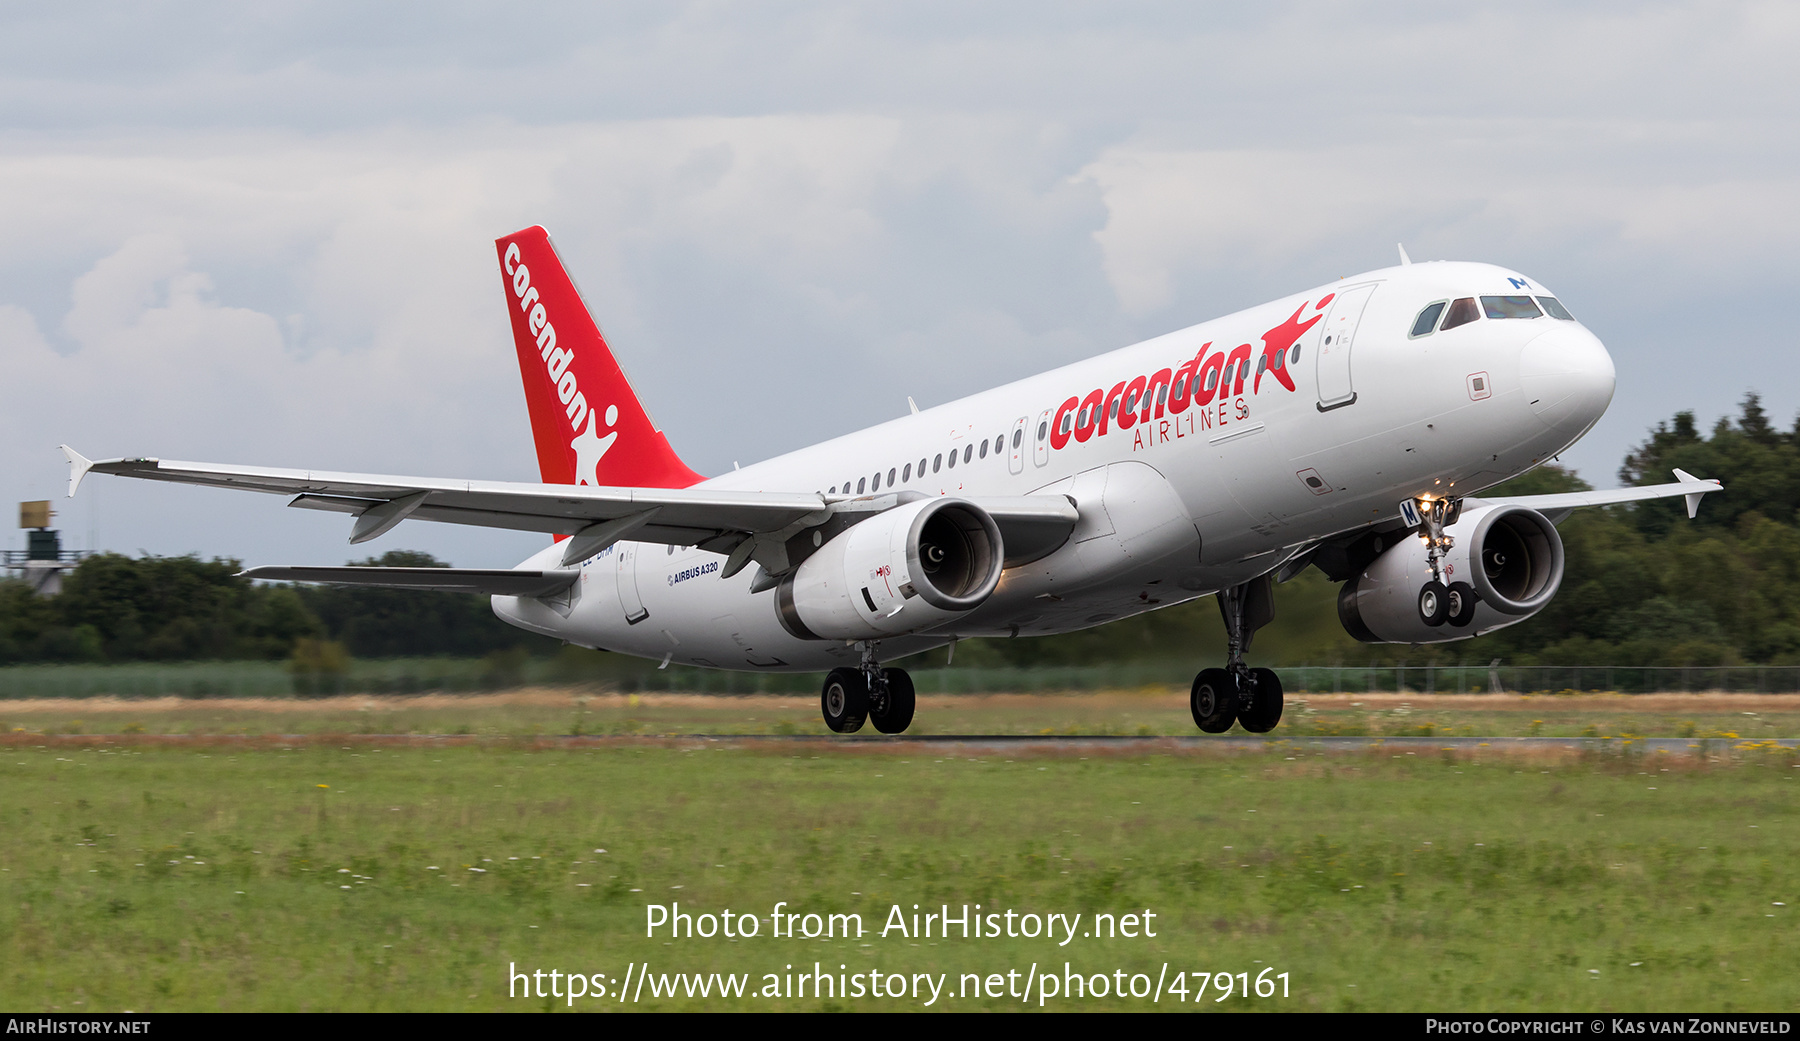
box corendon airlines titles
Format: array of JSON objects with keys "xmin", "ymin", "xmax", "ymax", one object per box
[{"xmin": 1048, "ymin": 296, "xmax": 1329, "ymax": 455}]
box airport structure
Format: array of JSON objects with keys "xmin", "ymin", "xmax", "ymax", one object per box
[{"xmin": 5, "ymin": 500, "xmax": 88, "ymax": 597}]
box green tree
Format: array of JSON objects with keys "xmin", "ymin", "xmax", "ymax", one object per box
[
  {"xmin": 294, "ymin": 550, "xmax": 554, "ymax": 658},
  {"xmin": 1621, "ymin": 392, "xmax": 1800, "ymax": 534}
]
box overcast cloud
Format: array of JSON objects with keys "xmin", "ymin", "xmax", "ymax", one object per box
[{"xmin": 2, "ymin": 2, "xmax": 1796, "ymax": 567}]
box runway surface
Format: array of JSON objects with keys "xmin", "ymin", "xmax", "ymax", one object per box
[
  {"xmin": 10, "ymin": 733, "xmax": 1797, "ymax": 753},
  {"xmin": 632, "ymin": 734, "xmax": 1800, "ymax": 754}
]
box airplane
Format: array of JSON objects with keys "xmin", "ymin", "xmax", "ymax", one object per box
[{"xmin": 58, "ymin": 227, "xmax": 1721, "ymax": 735}]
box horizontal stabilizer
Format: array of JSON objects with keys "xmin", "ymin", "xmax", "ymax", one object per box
[{"xmin": 240, "ymin": 565, "xmax": 579, "ymax": 598}]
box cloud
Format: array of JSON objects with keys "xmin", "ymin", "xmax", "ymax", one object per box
[
  {"xmin": 0, "ymin": 116, "xmax": 1119, "ymax": 562},
  {"xmin": 1081, "ymin": 129, "xmax": 1800, "ymax": 318},
  {"xmin": 1, "ymin": 3, "xmax": 1798, "ymax": 564}
]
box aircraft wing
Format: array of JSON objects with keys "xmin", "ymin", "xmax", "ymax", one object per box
[
  {"xmin": 62, "ymin": 447, "xmax": 827, "ymax": 549},
  {"xmin": 1482, "ymin": 468, "xmax": 1722, "ymax": 520},
  {"xmin": 60, "ymin": 447, "xmax": 1080, "ymax": 571},
  {"xmin": 238, "ymin": 565, "xmax": 579, "ymax": 597}
]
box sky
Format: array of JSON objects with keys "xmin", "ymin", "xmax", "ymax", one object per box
[{"xmin": 3, "ymin": 2, "xmax": 1797, "ymax": 568}]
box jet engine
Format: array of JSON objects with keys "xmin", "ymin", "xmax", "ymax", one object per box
[
  {"xmin": 775, "ymin": 497, "xmax": 1004, "ymax": 640},
  {"xmin": 1337, "ymin": 504, "xmax": 1564, "ymax": 644}
]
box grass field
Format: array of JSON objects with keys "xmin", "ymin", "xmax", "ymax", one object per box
[
  {"xmin": 2, "ymin": 695, "xmax": 1796, "ymax": 1012},
  {"xmin": 3, "ymin": 689, "xmax": 1798, "ymax": 739}
]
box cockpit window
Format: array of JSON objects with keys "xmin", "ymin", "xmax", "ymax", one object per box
[
  {"xmin": 1410, "ymin": 300, "xmax": 1447, "ymax": 338},
  {"xmin": 1537, "ymin": 296, "xmax": 1574, "ymax": 321},
  {"xmin": 1481, "ymin": 295, "xmax": 1542, "ymax": 320},
  {"xmin": 1440, "ymin": 297, "xmax": 1480, "ymax": 331}
]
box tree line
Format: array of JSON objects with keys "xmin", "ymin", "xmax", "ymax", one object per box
[
  {"xmin": 2, "ymin": 395, "xmax": 1796, "ymax": 669},
  {"xmin": 0, "ymin": 550, "xmax": 551, "ymax": 665}
]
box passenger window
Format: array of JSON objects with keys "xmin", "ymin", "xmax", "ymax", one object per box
[
  {"xmin": 887, "ymin": 467, "xmax": 897, "ymax": 485},
  {"xmin": 857, "ymin": 477, "xmax": 866, "ymax": 494},
  {"xmin": 1108, "ymin": 399, "xmax": 1119, "ymax": 420},
  {"xmin": 1481, "ymin": 295, "xmax": 1542, "ymax": 320},
  {"xmin": 1036, "ymin": 422, "xmax": 1047, "ymax": 441},
  {"xmin": 979, "ymin": 440, "xmax": 988, "ymax": 459},
  {"xmin": 1203, "ymin": 369, "xmax": 1217, "ymax": 392},
  {"xmin": 872, "ymin": 472, "xmax": 881, "ymax": 491},
  {"xmin": 1440, "ymin": 297, "xmax": 1479, "ymax": 331},
  {"xmin": 1410, "ymin": 301, "xmax": 1447, "ymax": 337},
  {"xmin": 994, "ymin": 434, "xmax": 1004, "ymax": 453},
  {"xmin": 934, "ymin": 453, "xmax": 942, "ymax": 473},
  {"xmin": 1537, "ymin": 296, "xmax": 1575, "ymax": 320},
  {"xmin": 1061, "ymin": 414, "xmax": 1073, "ymax": 434},
  {"xmin": 1255, "ymin": 355, "xmax": 1267, "ymax": 375},
  {"xmin": 947, "ymin": 450, "xmax": 956, "ymax": 469},
  {"xmin": 903, "ymin": 463, "xmax": 912, "ymax": 482},
  {"xmin": 963, "ymin": 445, "xmax": 973, "ymax": 463},
  {"xmin": 1157, "ymin": 384, "xmax": 1168, "ymax": 405},
  {"xmin": 919, "ymin": 458, "xmax": 927, "ymax": 474},
  {"xmin": 1014, "ymin": 429, "xmax": 1024, "ymax": 448},
  {"xmin": 1174, "ymin": 376, "xmax": 1187, "ymax": 398},
  {"xmin": 1290, "ymin": 344, "xmax": 1300, "ymax": 365}
]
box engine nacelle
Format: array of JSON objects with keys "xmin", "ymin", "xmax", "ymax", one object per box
[
  {"xmin": 775, "ymin": 497, "xmax": 1004, "ymax": 640},
  {"xmin": 1338, "ymin": 504, "xmax": 1564, "ymax": 644}
]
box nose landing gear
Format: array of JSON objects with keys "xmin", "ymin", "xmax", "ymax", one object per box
[
  {"xmin": 1418, "ymin": 580, "xmax": 1449, "ymax": 626},
  {"xmin": 1190, "ymin": 575, "xmax": 1286, "ymax": 734},
  {"xmin": 821, "ymin": 641, "xmax": 915, "ymax": 734},
  {"xmin": 1405, "ymin": 495, "xmax": 1476, "ymax": 628},
  {"xmin": 1445, "ymin": 581, "xmax": 1478, "ymax": 627}
]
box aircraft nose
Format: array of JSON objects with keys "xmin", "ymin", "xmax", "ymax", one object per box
[{"xmin": 1518, "ymin": 325, "xmax": 1615, "ymax": 437}]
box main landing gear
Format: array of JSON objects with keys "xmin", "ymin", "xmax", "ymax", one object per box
[
  {"xmin": 821, "ymin": 641, "xmax": 915, "ymax": 735},
  {"xmin": 1191, "ymin": 575, "xmax": 1285, "ymax": 734},
  {"xmin": 1409, "ymin": 496, "xmax": 1478, "ymax": 630}
]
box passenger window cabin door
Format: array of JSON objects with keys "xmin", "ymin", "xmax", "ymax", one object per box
[
  {"xmin": 1009, "ymin": 416, "xmax": 1028, "ymax": 475},
  {"xmin": 1033, "ymin": 409, "xmax": 1051, "ymax": 468},
  {"xmin": 1315, "ymin": 282, "xmax": 1379, "ymax": 412}
]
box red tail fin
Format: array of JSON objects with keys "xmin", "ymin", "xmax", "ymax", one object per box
[{"xmin": 496, "ymin": 226, "xmax": 704, "ymax": 489}]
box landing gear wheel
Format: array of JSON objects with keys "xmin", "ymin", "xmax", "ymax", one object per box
[
  {"xmin": 820, "ymin": 667, "xmax": 868, "ymax": 734},
  {"xmin": 1446, "ymin": 581, "xmax": 1478, "ymax": 628},
  {"xmin": 871, "ymin": 668, "xmax": 915, "ymax": 734},
  {"xmin": 1418, "ymin": 580, "xmax": 1449, "ymax": 627},
  {"xmin": 1238, "ymin": 667, "xmax": 1284, "ymax": 733},
  {"xmin": 1191, "ymin": 668, "xmax": 1238, "ymax": 733}
]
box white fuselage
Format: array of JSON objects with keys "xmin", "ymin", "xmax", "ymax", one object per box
[{"xmin": 494, "ymin": 261, "xmax": 1615, "ymax": 671}]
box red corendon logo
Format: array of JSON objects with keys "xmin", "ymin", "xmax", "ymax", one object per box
[
  {"xmin": 1048, "ymin": 295, "xmax": 1330, "ymax": 451},
  {"xmin": 503, "ymin": 241, "xmax": 617, "ymax": 485}
]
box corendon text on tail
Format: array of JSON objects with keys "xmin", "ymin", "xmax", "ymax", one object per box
[{"xmin": 61, "ymin": 232, "xmax": 1721, "ymax": 735}]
